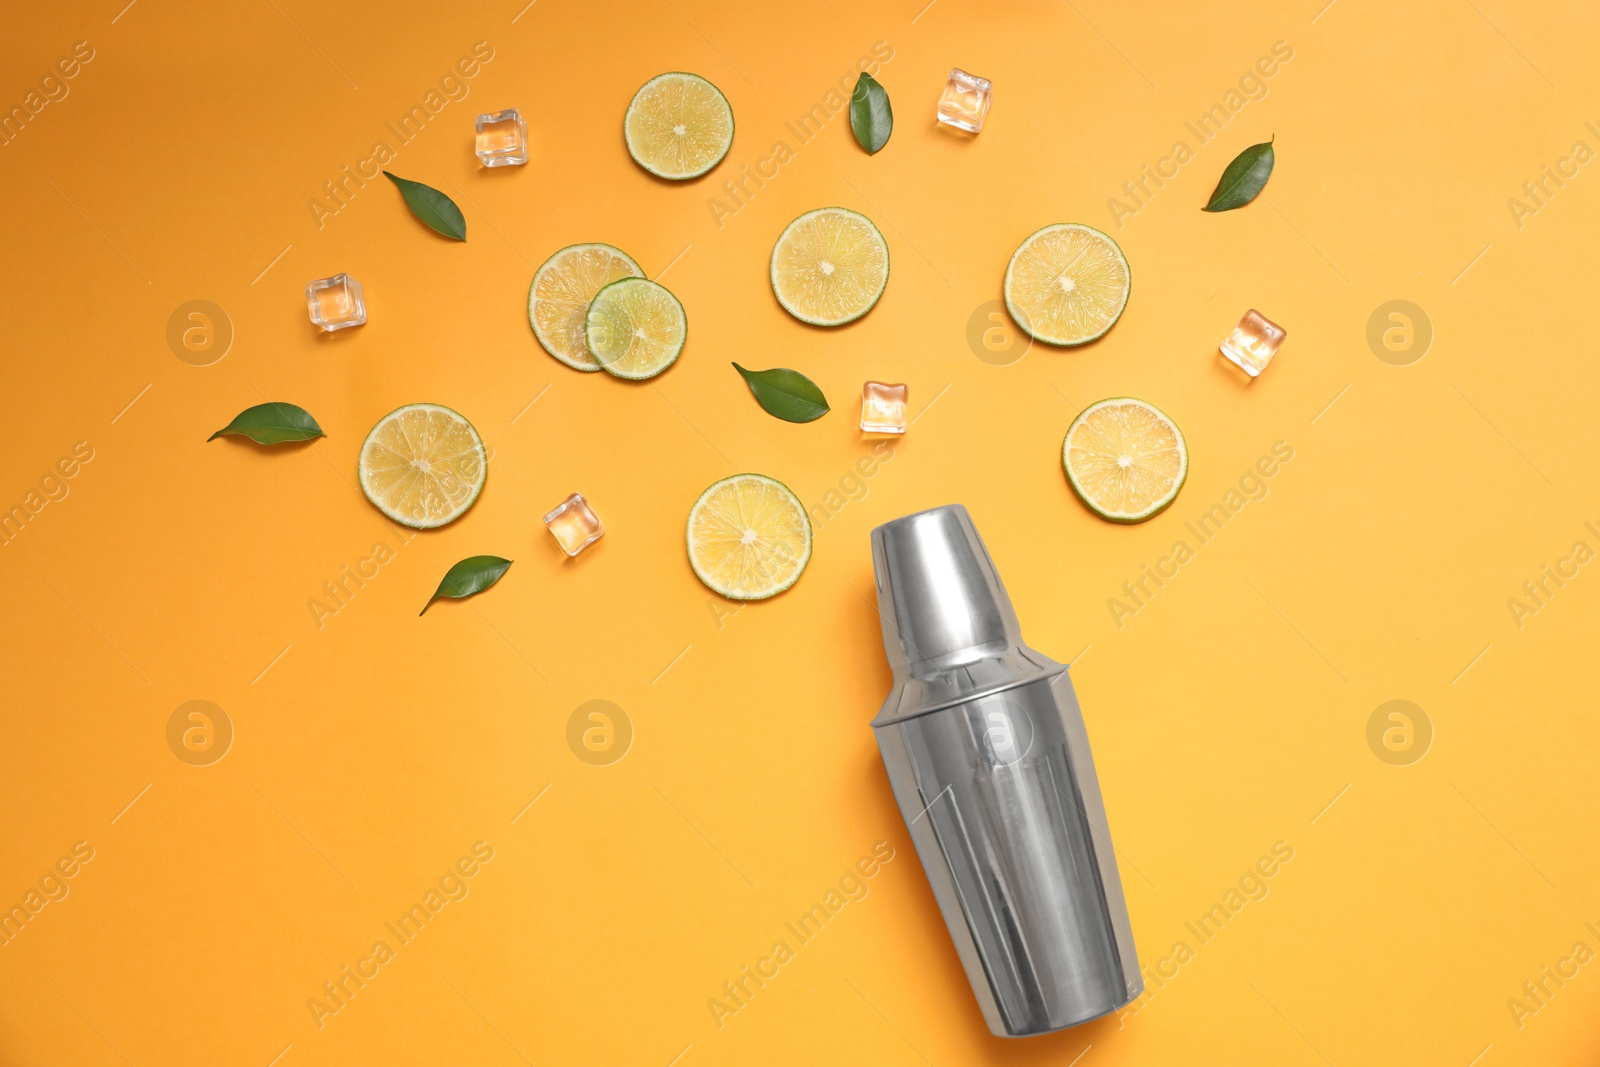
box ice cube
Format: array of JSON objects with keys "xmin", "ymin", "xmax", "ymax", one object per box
[
  {"xmin": 1219, "ymin": 310, "xmax": 1286, "ymax": 378},
  {"xmin": 860, "ymin": 381, "xmax": 909, "ymax": 434},
  {"xmin": 306, "ymin": 274, "xmax": 366, "ymax": 332},
  {"xmin": 476, "ymin": 109, "xmax": 528, "ymax": 167},
  {"xmin": 937, "ymin": 69, "xmax": 992, "ymax": 133},
  {"xmin": 544, "ymin": 492, "xmax": 603, "ymax": 556}
]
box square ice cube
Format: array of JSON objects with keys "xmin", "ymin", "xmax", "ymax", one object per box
[
  {"xmin": 1220, "ymin": 310, "xmax": 1286, "ymax": 378},
  {"xmin": 476, "ymin": 109, "xmax": 528, "ymax": 168},
  {"xmin": 544, "ymin": 492, "xmax": 603, "ymax": 556},
  {"xmin": 306, "ymin": 274, "xmax": 366, "ymax": 332},
  {"xmin": 860, "ymin": 381, "xmax": 909, "ymax": 434},
  {"xmin": 937, "ymin": 69, "xmax": 992, "ymax": 133}
]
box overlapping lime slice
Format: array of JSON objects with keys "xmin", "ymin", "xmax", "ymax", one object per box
[
  {"xmin": 585, "ymin": 278, "xmax": 686, "ymax": 380},
  {"xmin": 529, "ymin": 243, "xmax": 644, "ymax": 371}
]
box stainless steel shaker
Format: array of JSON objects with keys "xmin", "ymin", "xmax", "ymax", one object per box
[{"xmin": 869, "ymin": 504, "xmax": 1141, "ymax": 1037}]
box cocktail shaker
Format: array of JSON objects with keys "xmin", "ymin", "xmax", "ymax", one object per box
[{"xmin": 869, "ymin": 504, "xmax": 1141, "ymax": 1037}]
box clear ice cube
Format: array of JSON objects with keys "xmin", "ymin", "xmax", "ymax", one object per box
[
  {"xmin": 476, "ymin": 109, "xmax": 528, "ymax": 168},
  {"xmin": 306, "ymin": 273, "xmax": 366, "ymax": 332},
  {"xmin": 544, "ymin": 492, "xmax": 603, "ymax": 556},
  {"xmin": 860, "ymin": 381, "xmax": 909, "ymax": 434},
  {"xmin": 1220, "ymin": 310, "xmax": 1286, "ymax": 378},
  {"xmin": 937, "ymin": 69, "xmax": 992, "ymax": 133}
]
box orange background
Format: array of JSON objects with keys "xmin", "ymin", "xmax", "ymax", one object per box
[{"xmin": 4, "ymin": 1, "xmax": 1600, "ymax": 1063}]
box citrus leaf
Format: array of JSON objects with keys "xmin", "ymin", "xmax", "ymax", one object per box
[
  {"xmin": 732, "ymin": 363, "xmax": 829, "ymax": 423},
  {"xmin": 421, "ymin": 556, "xmax": 512, "ymax": 615},
  {"xmin": 1203, "ymin": 138, "xmax": 1274, "ymax": 212},
  {"xmin": 383, "ymin": 171, "xmax": 466, "ymax": 240},
  {"xmin": 207, "ymin": 402, "xmax": 325, "ymax": 445},
  {"xmin": 849, "ymin": 72, "xmax": 892, "ymax": 154}
]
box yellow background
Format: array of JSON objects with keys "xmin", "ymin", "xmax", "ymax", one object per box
[{"xmin": 3, "ymin": 0, "xmax": 1600, "ymax": 1063}]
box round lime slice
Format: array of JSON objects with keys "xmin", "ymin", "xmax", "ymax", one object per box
[
  {"xmin": 529, "ymin": 243, "xmax": 644, "ymax": 372},
  {"xmin": 686, "ymin": 474, "xmax": 812, "ymax": 600},
  {"xmin": 624, "ymin": 72, "xmax": 734, "ymax": 180},
  {"xmin": 358, "ymin": 404, "xmax": 487, "ymax": 529},
  {"xmin": 1005, "ymin": 223, "xmax": 1130, "ymax": 346},
  {"xmin": 585, "ymin": 277, "xmax": 686, "ymax": 380},
  {"xmin": 770, "ymin": 207, "xmax": 890, "ymax": 326},
  {"xmin": 1063, "ymin": 398, "xmax": 1187, "ymax": 523}
]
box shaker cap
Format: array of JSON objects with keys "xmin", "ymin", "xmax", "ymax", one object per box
[{"xmin": 870, "ymin": 505, "xmax": 1021, "ymax": 673}]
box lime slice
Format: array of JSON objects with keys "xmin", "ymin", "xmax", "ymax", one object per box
[
  {"xmin": 1063, "ymin": 398, "xmax": 1187, "ymax": 523},
  {"xmin": 529, "ymin": 243, "xmax": 644, "ymax": 372},
  {"xmin": 770, "ymin": 207, "xmax": 890, "ymax": 326},
  {"xmin": 358, "ymin": 404, "xmax": 487, "ymax": 529},
  {"xmin": 624, "ymin": 72, "xmax": 734, "ymax": 180},
  {"xmin": 686, "ymin": 474, "xmax": 812, "ymax": 600},
  {"xmin": 585, "ymin": 278, "xmax": 686, "ymax": 380},
  {"xmin": 1005, "ymin": 224, "xmax": 1130, "ymax": 346}
]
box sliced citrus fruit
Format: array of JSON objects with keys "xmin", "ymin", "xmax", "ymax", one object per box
[
  {"xmin": 529, "ymin": 243, "xmax": 644, "ymax": 372},
  {"xmin": 1062, "ymin": 398, "xmax": 1187, "ymax": 523},
  {"xmin": 585, "ymin": 278, "xmax": 686, "ymax": 380},
  {"xmin": 770, "ymin": 207, "xmax": 890, "ymax": 326},
  {"xmin": 1004, "ymin": 223, "xmax": 1130, "ymax": 345},
  {"xmin": 624, "ymin": 72, "xmax": 734, "ymax": 180},
  {"xmin": 358, "ymin": 404, "xmax": 487, "ymax": 529},
  {"xmin": 686, "ymin": 474, "xmax": 812, "ymax": 600}
]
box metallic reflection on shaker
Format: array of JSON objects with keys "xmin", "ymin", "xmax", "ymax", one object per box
[{"xmin": 869, "ymin": 505, "xmax": 1141, "ymax": 1037}]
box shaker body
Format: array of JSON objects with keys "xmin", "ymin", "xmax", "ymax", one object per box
[
  {"xmin": 874, "ymin": 671, "xmax": 1140, "ymax": 1036},
  {"xmin": 868, "ymin": 504, "xmax": 1140, "ymax": 1037}
]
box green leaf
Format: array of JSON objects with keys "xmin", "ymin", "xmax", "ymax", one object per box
[
  {"xmin": 849, "ymin": 72, "xmax": 892, "ymax": 154},
  {"xmin": 1203, "ymin": 138, "xmax": 1274, "ymax": 212},
  {"xmin": 383, "ymin": 171, "xmax": 466, "ymax": 240},
  {"xmin": 421, "ymin": 556, "xmax": 513, "ymax": 615},
  {"xmin": 732, "ymin": 363, "xmax": 830, "ymax": 423},
  {"xmin": 207, "ymin": 402, "xmax": 325, "ymax": 445}
]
